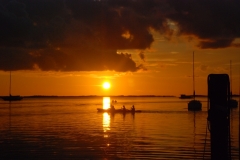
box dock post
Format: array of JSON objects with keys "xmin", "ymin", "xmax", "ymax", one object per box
[{"xmin": 207, "ymin": 74, "xmax": 231, "ymax": 160}]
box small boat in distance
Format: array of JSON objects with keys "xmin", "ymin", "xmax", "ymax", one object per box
[
  {"xmin": 229, "ymin": 60, "xmax": 238, "ymax": 108},
  {"xmin": 2, "ymin": 95, "xmax": 23, "ymax": 101},
  {"xmin": 188, "ymin": 51, "xmax": 202, "ymax": 111},
  {"xmin": 1, "ymin": 71, "xmax": 23, "ymax": 101},
  {"xmin": 179, "ymin": 94, "xmax": 193, "ymax": 99},
  {"xmin": 229, "ymin": 99, "xmax": 238, "ymax": 108},
  {"xmin": 188, "ymin": 100, "xmax": 202, "ymax": 111}
]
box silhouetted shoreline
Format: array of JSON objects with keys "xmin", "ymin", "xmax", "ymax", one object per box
[
  {"xmin": 18, "ymin": 95, "xmax": 177, "ymax": 98},
  {"xmin": 1, "ymin": 94, "xmax": 239, "ymax": 99}
]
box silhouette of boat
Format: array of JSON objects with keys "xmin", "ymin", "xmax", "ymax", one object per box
[
  {"xmin": 2, "ymin": 71, "xmax": 23, "ymax": 101},
  {"xmin": 188, "ymin": 52, "xmax": 202, "ymax": 111},
  {"xmin": 179, "ymin": 94, "xmax": 193, "ymax": 99},
  {"xmin": 97, "ymin": 108, "xmax": 141, "ymax": 113},
  {"xmin": 188, "ymin": 100, "xmax": 202, "ymax": 111},
  {"xmin": 2, "ymin": 95, "xmax": 23, "ymax": 101},
  {"xmin": 229, "ymin": 60, "xmax": 238, "ymax": 108},
  {"xmin": 229, "ymin": 99, "xmax": 238, "ymax": 108}
]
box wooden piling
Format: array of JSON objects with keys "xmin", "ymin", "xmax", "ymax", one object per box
[{"xmin": 207, "ymin": 74, "xmax": 231, "ymax": 160}]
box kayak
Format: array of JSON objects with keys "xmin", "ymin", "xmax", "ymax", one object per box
[{"xmin": 97, "ymin": 108, "xmax": 142, "ymax": 113}]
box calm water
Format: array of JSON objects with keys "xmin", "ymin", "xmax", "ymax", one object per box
[{"xmin": 0, "ymin": 97, "xmax": 239, "ymax": 159}]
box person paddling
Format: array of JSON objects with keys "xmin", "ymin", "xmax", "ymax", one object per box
[
  {"xmin": 110, "ymin": 105, "xmax": 115, "ymax": 111},
  {"xmin": 122, "ymin": 105, "xmax": 126, "ymax": 112},
  {"xmin": 131, "ymin": 105, "xmax": 135, "ymax": 112}
]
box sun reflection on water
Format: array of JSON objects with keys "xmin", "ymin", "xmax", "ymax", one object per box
[
  {"xmin": 103, "ymin": 97, "xmax": 110, "ymax": 109},
  {"xmin": 102, "ymin": 97, "xmax": 111, "ymax": 133},
  {"xmin": 103, "ymin": 113, "xmax": 110, "ymax": 133}
]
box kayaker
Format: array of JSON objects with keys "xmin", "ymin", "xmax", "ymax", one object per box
[
  {"xmin": 131, "ymin": 105, "xmax": 135, "ymax": 112},
  {"xmin": 110, "ymin": 105, "xmax": 115, "ymax": 111},
  {"xmin": 122, "ymin": 105, "xmax": 126, "ymax": 112}
]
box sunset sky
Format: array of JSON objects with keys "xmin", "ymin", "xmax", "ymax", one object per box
[{"xmin": 0, "ymin": 0, "xmax": 240, "ymax": 96}]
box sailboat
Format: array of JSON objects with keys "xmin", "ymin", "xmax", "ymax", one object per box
[
  {"xmin": 188, "ymin": 51, "xmax": 202, "ymax": 111},
  {"xmin": 229, "ymin": 60, "xmax": 238, "ymax": 108},
  {"xmin": 2, "ymin": 71, "xmax": 23, "ymax": 101}
]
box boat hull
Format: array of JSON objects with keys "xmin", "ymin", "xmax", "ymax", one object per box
[
  {"xmin": 229, "ymin": 99, "xmax": 238, "ymax": 108},
  {"xmin": 179, "ymin": 94, "xmax": 193, "ymax": 99},
  {"xmin": 188, "ymin": 100, "xmax": 202, "ymax": 111},
  {"xmin": 2, "ymin": 96, "xmax": 23, "ymax": 101},
  {"xmin": 97, "ymin": 108, "xmax": 141, "ymax": 113}
]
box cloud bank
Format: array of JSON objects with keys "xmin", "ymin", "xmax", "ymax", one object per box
[{"xmin": 0, "ymin": 0, "xmax": 239, "ymax": 71}]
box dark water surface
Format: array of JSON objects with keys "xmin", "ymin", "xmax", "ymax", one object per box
[{"xmin": 0, "ymin": 97, "xmax": 239, "ymax": 159}]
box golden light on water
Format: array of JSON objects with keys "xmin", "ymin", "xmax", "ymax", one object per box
[
  {"xmin": 103, "ymin": 113, "xmax": 110, "ymax": 133},
  {"xmin": 102, "ymin": 97, "xmax": 111, "ymax": 133},
  {"xmin": 103, "ymin": 97, "xmax": 110, "ymax": 109}
]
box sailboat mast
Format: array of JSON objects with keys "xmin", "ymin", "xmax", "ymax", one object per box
[{"xmin": 193, "ymin": 51, "xmax": 195, "ymax": 99}]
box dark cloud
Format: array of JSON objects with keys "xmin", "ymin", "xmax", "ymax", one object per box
[
  {"xmin": 0, "ymin": 0, "xmax": 239, "ymax": 71},
  {"xmin": 139, "ymin": 51, "xmax": 145, "ymax": 61},
  {"xmin": 167, "ymin": 0, "xmax": 240, "ymax": 48},
  {"xmin": 0, "ymin": 48, "xmax": 34, "ymax": 70}
]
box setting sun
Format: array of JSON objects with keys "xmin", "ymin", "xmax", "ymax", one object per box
[{"xmin": 102, "ymin": 82, "xmax": 111, "ymax": 90}]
